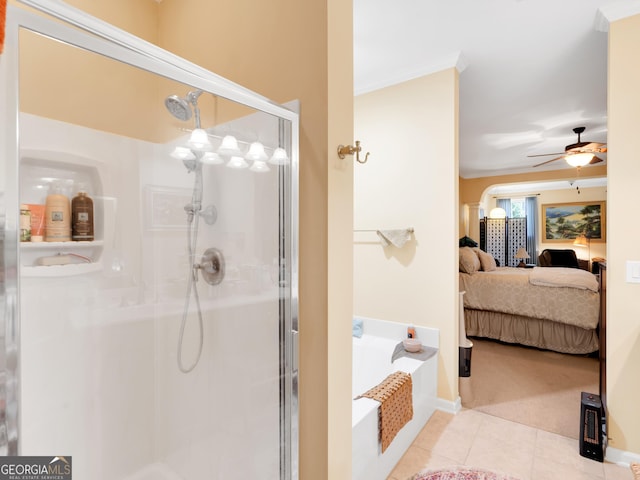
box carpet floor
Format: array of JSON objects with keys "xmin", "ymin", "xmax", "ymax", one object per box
[{"xmin": 459, "ymin": 337, "xmax": 599, "ymax": 440}]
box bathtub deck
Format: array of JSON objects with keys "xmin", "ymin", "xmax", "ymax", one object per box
[{"xmin": 352, "ymin": 317, "xmax": 439, "ymax": 480}]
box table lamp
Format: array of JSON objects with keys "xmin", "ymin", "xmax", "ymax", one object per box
[
  {"xmin": 573, "ymin": 233, "xmax": 591, "ymax": 271},
  {"xmin": 515, "ymin": 247, "xmax": 529, "ymax": 268}
]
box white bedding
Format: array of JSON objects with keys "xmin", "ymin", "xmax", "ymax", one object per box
[{"xmin": 529, "ymin": 266, "xmax": 599, "ymax": 292}]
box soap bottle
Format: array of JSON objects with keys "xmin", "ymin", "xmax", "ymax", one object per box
[
  {"xmin": 20, "ymin": 204, "xmax": 31, "ymax": 242},
  {"xmin": 45, "ymin": 182, "xmax": 71, "ymax": 242},
  {"xmin": 71, "ymin": 185, "xmax": 94, "ymax": 242},
  {"xmin": 407, "ymin": 326, "xmax": 416, "ymax": 339}
]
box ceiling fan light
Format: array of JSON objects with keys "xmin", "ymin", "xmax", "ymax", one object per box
[{"xmin": 566, "ymin": 152, "xmax": 594, "ymax": 167}]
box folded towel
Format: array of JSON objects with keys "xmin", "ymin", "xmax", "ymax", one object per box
[
  {"xmin": 352, "ymin": 318, "xmax": 363, "ymax": 338},
  {"xmin": 376, "ymin": 229, "xmax": 413, "ymax": 248},
  {"xmin": 355, "ymin": 371, "xmax": 413, "ymax": 452}
]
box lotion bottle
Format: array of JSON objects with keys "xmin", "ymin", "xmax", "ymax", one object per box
[
  {"xmin": 72, "ymin": 184, "xmax": 94, "ymax": 241},
  {"xmin": 45, "ymin": 182, "xmax": 71, "ymax": 242}
]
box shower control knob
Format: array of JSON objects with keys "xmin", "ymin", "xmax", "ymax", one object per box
[{"xmin": 198, "ymin": 248, "xmax": 225, "ymax": 285}]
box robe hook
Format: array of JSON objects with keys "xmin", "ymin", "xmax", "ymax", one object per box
[{"xmin": 337, "ymin": 140, "xmax": 370, "ymax": 163}]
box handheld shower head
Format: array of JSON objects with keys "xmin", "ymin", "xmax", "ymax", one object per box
[
  {"xmin": 165, "ymin": 95, "xmax": 193, "ymax": 122},
  {"xmin": 165, "ymin": 90, "xmax": 204, "ymax": 128}
]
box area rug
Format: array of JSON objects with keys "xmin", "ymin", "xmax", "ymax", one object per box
[{"xmin": 411, "ymin": 467, "xmax": 520, "ymax": 480}]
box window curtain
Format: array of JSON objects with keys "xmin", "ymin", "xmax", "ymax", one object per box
[
  {"xmin": 497, "ymin": 198, "xmax": 511, "ymax": 216},
  {"xmin": 525, "ymin": 196, "xmax": 538, "ymax": 264}
]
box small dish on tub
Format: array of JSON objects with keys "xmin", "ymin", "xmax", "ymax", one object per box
[{"xmin": 402, "ymin": 338, "xmax": 422, "ymax": 353}]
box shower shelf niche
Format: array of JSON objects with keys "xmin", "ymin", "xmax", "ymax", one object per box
[
  {"xmin": 19, "ymin": 151, "xmax": 105, "ymax": 276},
  {"xmin": 20, "ymin": 240, "xmax": 105, "ymax": 277}
]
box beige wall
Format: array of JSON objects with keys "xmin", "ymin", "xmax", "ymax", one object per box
[
  {"xmin": 12, "ymin": 0, "xmax": 354, "ymax": 477},
  {"xmin": 327, "ymin": 0, "xmax": 355, "ymax": 476},
  {"xmin": 12, "ymin": 0, "xmax": 162, "ymax": 142},
  {"xmin": 459, "ymin": 165, "xmax": 607, "ymax": 218},
  {"xmin": 607, "ymin": 13, "xmax": 640, "ymax": 455},
  {"xmin": 354, "ymin": 69, "xmax": 460, "ymax": 402}
]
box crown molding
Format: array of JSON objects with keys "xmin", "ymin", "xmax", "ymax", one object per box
[
  {"xmin": 355, "ymin": 51, "xmax": 467, "ymax": 96},
  {"xmin": 595, "ymin": 0, "xmax": 640, "ymax": 32}
]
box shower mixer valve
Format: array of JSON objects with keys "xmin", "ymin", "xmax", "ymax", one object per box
[{"xmin": 195, "ymin": 248, "xmax": 225, "ymax": 285}]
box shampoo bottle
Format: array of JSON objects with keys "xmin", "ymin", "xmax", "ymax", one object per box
[
  {"xmin": 45, "ymin": 182, "xmax": 71, "ymax": 242},
  {"xmin": 71, "ymin": 185, "xmax": 94, "ymax": 241}
]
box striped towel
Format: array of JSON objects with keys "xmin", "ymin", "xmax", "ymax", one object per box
[{"xmin": 355, "ymin": 371, "xmax": 413, "ymax": 452}]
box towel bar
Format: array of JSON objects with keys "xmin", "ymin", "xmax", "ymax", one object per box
[{"xmin": 354, "ymin": 228, "xmax": 414, "ymax": 233}]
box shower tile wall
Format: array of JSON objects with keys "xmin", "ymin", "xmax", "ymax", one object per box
[{"xmin": 19, "ymin": 114, "xmax": 281, "ymax": 479}]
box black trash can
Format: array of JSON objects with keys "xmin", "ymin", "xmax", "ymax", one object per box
[{"xmin": 459, "ymin": 345, "xmax": 472, "ymax": 377}]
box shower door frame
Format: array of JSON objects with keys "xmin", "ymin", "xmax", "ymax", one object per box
[{"xmin": 0, "ymin": 2, "xmax": 299, "ymax": 478}]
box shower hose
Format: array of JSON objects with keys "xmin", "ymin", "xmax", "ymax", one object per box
[{"xmin": 177, "ymin": 197, "xmax": 204, "ymax": 373}]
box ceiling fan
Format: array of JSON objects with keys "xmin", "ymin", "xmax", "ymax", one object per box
[{"xmin": 528, "ymin": 126, "xmax": 607, "ymax": 168}]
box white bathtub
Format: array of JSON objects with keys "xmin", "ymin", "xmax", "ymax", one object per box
[{"xmin": 352, "ymin": 317, "xmax": 438, "ymax": 480}]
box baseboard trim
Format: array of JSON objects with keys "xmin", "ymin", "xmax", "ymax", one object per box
[
  {"xmin": 605, "ymin": 446, "xmax": 640, "ymax": 467},
  {"xmin": 435, "ymin": 395, "xmax": 461, "ymax": 414}
]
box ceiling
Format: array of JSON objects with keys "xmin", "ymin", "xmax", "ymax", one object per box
[{"xmin": 353, "ymin": 0, "xmax": 638, "ymax": 179}]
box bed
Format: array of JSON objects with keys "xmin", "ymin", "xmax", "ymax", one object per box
[{"xmin": 459, "ymin": 248, "xmax": 600, "ymax": 354}]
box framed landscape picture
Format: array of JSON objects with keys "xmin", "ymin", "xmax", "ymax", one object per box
[{"xmin": 542, "ymin": 201, "xmax": 605, "ymax": 242}]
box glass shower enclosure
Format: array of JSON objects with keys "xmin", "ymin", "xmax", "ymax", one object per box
[{"xmin": 0, "ymin": 2, "xmax": 298, "ymax": 479}]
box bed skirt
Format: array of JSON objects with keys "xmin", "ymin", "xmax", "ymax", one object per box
[{"xmin": 464, "ymin": 308, "xmax": 599, "ymax": 354}]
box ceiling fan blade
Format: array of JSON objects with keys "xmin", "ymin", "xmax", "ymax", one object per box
[
  {"xmin": 527, "ymin": 152, "xmax": 566, "ymax": 158},
  {"xmin": 583, "ymin": 142, "xmax": 607, "ymax": 151},
  {"xmin": 590, "ymin": 155, "xmax": 604, "ymax": 164},
  {"xmin": 533, "ymin": 156, "xmax": 564, "ymax": 167}
]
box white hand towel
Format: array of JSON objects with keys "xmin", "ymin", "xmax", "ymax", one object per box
[{"xmin": 376, "ymin": 229, "xmax": 413, "ymax": 248}]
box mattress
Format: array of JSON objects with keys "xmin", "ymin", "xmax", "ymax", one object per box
[{"xmin": 459, "ymin": 267, "xmax": 600, "ymax": 330}]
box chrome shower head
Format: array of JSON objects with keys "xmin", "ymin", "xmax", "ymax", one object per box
[{"xmin": 165, "ymin": 94, "xmax": 193, "ymax": 122}]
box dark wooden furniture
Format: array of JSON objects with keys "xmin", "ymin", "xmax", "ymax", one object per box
[
  {"xmin": 578, "ymin": 262, "xmax": 607, "ymax": 462},
  {"xmin": 538, "ymin": 248, "xmax": 589, "ymax": 270},
  {"xmin": 598, "ymin": 262, "xmax": 607, "ymax": 416}
]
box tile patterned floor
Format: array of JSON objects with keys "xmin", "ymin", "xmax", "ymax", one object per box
[{"xmin": 388, "ymin": 409, "xmax": 633, "ymax": 480}]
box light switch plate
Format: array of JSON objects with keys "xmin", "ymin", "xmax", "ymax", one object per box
[{"xmin": 626, "ymin": 261, "xmax": 640, "ymax": 283}]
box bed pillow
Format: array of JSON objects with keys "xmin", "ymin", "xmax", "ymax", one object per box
[
  {"xmin": 476, "ymin": 248, "xmax": 497, "ymax": 272},
  {"xmin": 459, "ymin": 247, "xmax": 481, "ymax": 274}
]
